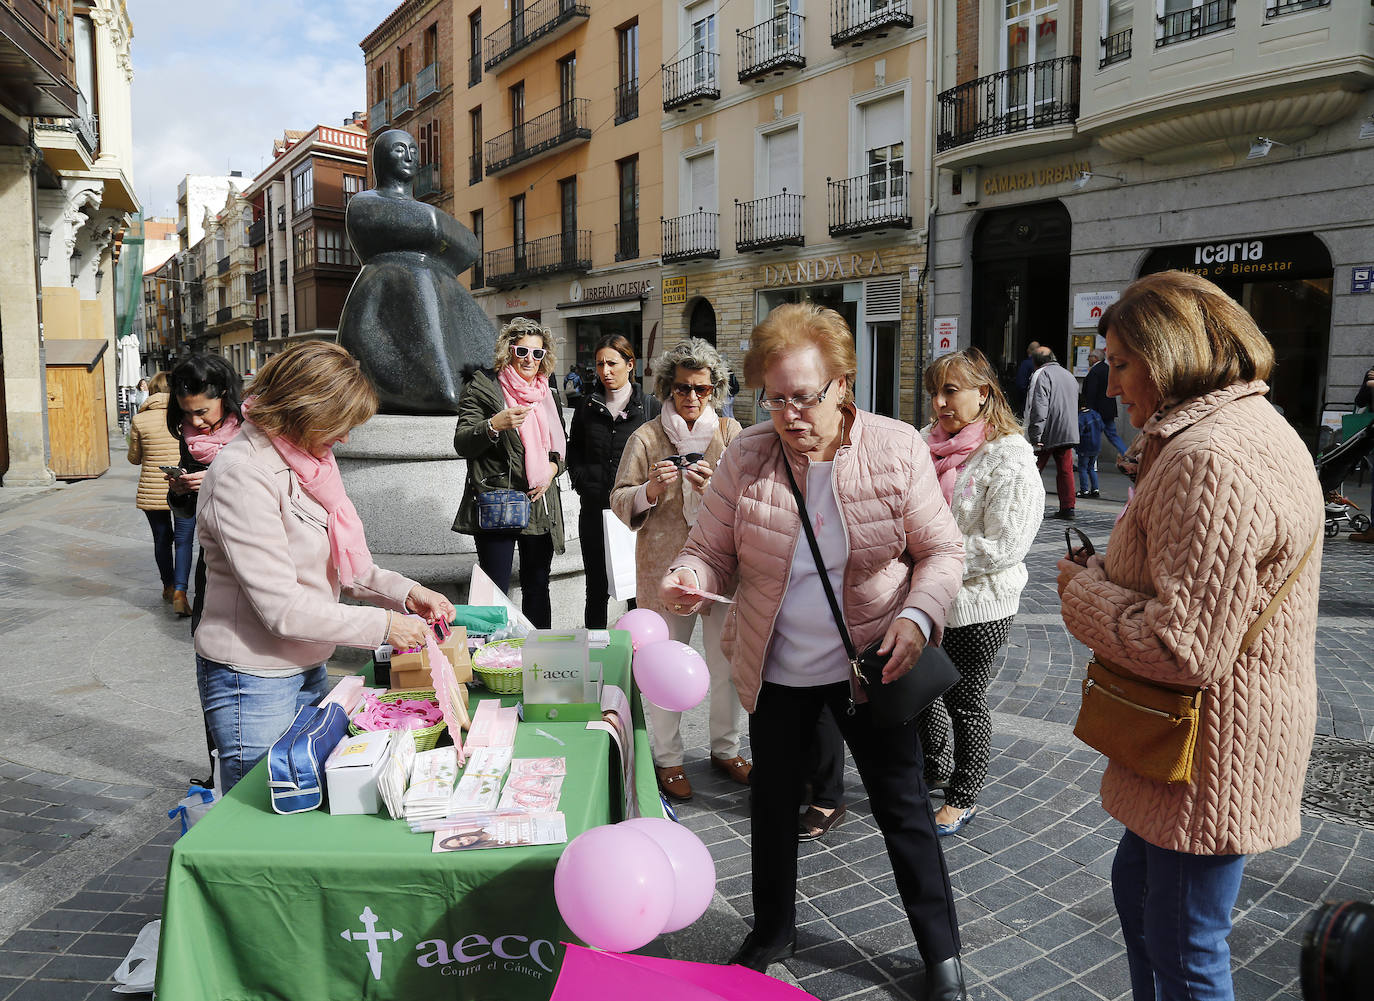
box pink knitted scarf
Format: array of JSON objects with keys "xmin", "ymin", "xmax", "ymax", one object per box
[{"xmin": 926, "ymin": 419, "xmax": 987, "ymax": 505}]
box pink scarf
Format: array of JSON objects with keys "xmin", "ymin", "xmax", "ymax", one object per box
[
  {"xmin": 251, "ymin": 420, "xmax": 374, "ymax": 589},
  {"xmin": 927, "ymin": 419, "xmax": 987, "ymax": 505},
  {"xmin": 182, "ymin": 413, "xmax": 242, "ymax": 464},
  {"xmin": 497, "ymin": 366, "xmax": 566, "ymax": 490}
]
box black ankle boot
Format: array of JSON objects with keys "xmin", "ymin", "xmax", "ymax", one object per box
[
  {"xmin": 726, "ymin": 931, "xmax": 797, "ymax": 972},
  {"xmin": 926, "ymin": 955, "xmax": 967, "ymax": 1001}
]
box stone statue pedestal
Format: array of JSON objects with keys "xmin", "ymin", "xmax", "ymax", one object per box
[{"xmin": 337, "ymin": 413, "xmax": 580, "ymax": 586}]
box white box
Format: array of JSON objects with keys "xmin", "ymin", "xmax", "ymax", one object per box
[{"xmin": 325, "ymin": 730, "xmax": 393, "ymax": 815}]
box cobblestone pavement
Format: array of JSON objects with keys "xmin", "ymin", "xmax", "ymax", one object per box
[{"xmin": 0, "ymin": 461, "xmax": 1371, "ymax": 1000}]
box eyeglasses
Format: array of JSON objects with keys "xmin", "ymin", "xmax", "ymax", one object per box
[
  {"xmin": 512, "ymin": 345, "xmax": 547, "ymax": 361},
  {"xmin": 662, "ymin": 452, "xmax": 705, "ymax": 468},
  {"xmin": 758, "ymin": 379, "xmax": 834, "ymax": 412},
  {"xmin": 672, "ymin": 383, "xmax": 714, "ymax": 398}
]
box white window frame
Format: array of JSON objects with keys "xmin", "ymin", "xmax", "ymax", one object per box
[
  {"xmin": 679, "ymin": 141, "xmax": 719, "ymax": 216},
  {"xmin": 754, "ymin": 114, "xmax": 803, "ymax": 198}
]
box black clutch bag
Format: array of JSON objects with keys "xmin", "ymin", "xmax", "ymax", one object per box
[{"xmin": 782, "ymin": 451, "xmax": 960, "ymax": 729}]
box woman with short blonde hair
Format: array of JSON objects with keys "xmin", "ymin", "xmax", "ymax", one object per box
[
  {"xmin": 234, "ymin": 341, "xmax": 378, "ymax": 452},
  {"xmin": 743, "ymin": 302, "xmax": 857, "ymax": 404}
]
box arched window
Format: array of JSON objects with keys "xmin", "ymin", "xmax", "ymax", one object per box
[{"xmin": 689, "ymin": 297, "xmax": 716, "ymax": 344}]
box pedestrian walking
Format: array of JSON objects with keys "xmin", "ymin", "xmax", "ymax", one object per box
[
  {"xmin": 661, "ymin": 303, "xmax": 968, "ymax": 999},
  {"xmin": 1025, "ymin": 346, "xmax": 1080, "ymax": 519},
  {"xmin": 1058, "ymin": 271, "xmax": 1323, "ymax": 1001},
  {"xmin": 126, "ymin": 372, "xmax": 189, "ymax": 605},
  {"xmin": 610, "ymin": 338, "xmax": 748, "ymax": 802},
  {"xmin": 195, "ymin": 342, "xmax": 453, "ymax": 793},
  {"xmin": 1077, "ymin": 398, "xmax": 1104, "ymax": 498},
  {"xmin": 1083, "ymin": 349, "xmax": 1128, "ymax": 459},
  {"xmin": 566, "ymin": 334, "xmax": 660, "ymax": 628},
  {"xmin": 1013, "ymin": 341, "xmax": 1040, "ymax": 413},
  {"xmin": 131, "ymin": 378, "xmax": 150, "ymax": 411},
  {"xmin": 453, "ymin": 318, "xmax": 566, "ymax": 628}
]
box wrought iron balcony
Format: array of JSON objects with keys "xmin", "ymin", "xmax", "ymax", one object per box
[
  {"xmin": 369, "ymin": 96, "xmax": 389, "ymax": 132},
  {"xmin": 936, "ymin": 56, "xmax": 1080, "ymax": 153},
  {"xmin": 484, "ymin": 99, "xmax": 591, "ymax": 176},
  {"xmin": 469, "ymin": 53, "xmax": 481, "ymax": 86},
  {"xmin": 248, "ymin": 218, "xmax": 266, "ymax": 247},
  {"xmin": 253, "ymin": 318, "xmax": 270, "ymax": 341},
  {"xmin": 615, "ymin": 220, "xmax": 639, "ymax": 262},
  {"xmin": 392, "ymin": 82, "xmax": 413, "ymax": 118},
  {"xmin": 415, "ymin": 162, "xmax": 441, "ymax": 198},
  {"xmin": 1267, "ymin": 0, "xmax": 1328, "ymax": 17},
  {"xmin": 736, "ymin": 192, "xmax": 803, "ymax": 253},
  {"xmin": 661, "ymin": 210, "xmax": 720, "ymax": 263},
  {"xmin": 217, "ymin": 256, "xmax": 230, "ymax": 276},
  {"xmin": 827, "ymin": 171, "xmax": 911, "ymax": 237},
  {"xmin": 614, "ymin": 79, "xmax": 639, "ymax": 125},
  {"xmin": 830, "ymin": 0, "xmax": 912, "ymax": 48},
  {"xmin": 73, "ymin": 114, "xmax": 98, "ymax": 157},
  {"xmin": 1157, "ymin": 0, "xmax": 1234, "ymax": 47},
  {"xmin": 663, "ymin": 52, "xmax": 720, "ymax": 112},
  {"xmin": 251, "ymin": 268, "xmax": 268, "ymax": 295},
  {"xmin": 486, "ymin": 231, "xmax": 591, "ymax": 288},
  {"xmin": 1100, "ymin": 27, "xmax": 1131, "ymax": 68},
  {"xmin": 739, "ymin": 13, "xmax": 805, "ymax": 82},
  {"xmin": 484, "ymin": 0, "xmax": 590, "ymax": 72},
  {"xmin": 279, "ymin": 260, "xmax": 287, "ymax": 284},
  {"xmin": 469, "ymin": 154, "xmax": 482, "ymax": 185},
  {"xmin": 216, "ymin": 306, "xmax": 232, "ymax": 325},
  {"xmin": 416, "ymin": 62, "xmax": 440, "ymax": 103}
]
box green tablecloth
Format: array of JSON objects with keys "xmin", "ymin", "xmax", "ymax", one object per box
[{"xmin": 156, "ymin": 632, "xmax": 663, "ymax": 1000}]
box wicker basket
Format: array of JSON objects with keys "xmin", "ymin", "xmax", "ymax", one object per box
[
  {"xmin": 349, "ymin": 687, "xmax": 447, "ymax": 752},
  {"xmin": 471, "ymin": 639, "xmax": 525, "ymax": 694}
]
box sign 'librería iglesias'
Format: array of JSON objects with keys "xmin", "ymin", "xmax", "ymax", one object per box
[{"xmin": 762, "ymin": 252, "xmax": 886, "ymax": 287}]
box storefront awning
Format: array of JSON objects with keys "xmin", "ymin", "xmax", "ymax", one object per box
[{"xmin": 555, "ymin": 297, "xmax": 643, "ymax": 320}]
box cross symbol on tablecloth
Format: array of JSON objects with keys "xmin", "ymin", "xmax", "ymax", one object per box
[{"xmin": 340, "ymin": 906, "xmax": 403, "ymax": 980}]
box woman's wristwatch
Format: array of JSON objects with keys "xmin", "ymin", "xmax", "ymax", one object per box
[{"xmin": 486, "ymin": 418, "xmax": 499, "ymax": 440}]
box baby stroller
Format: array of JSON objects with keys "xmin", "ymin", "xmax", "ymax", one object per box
[{"xmin": 1317, "ymin": 420, "xmax": 1374, "ymax": 538}]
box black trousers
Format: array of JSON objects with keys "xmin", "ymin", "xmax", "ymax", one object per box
[
  {"xmin": 750, "ymin": 681, "xmax": 961, "ymax": 965},
  {"xmin": 474, "ymin": 531, "xmax": 554, "ymax": 628},
  {"xmin": 806, "ymin": 705, "xmax": 846, "ymax": 809}
]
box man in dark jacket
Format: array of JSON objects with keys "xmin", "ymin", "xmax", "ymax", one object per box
[
  {"xmin": 1026, "ymin": 347, "xmax": 1080, "ymax": 519},
  {"xmin": 1081, "ymin": 350, "xmax": 1127, "ymax": 459}
]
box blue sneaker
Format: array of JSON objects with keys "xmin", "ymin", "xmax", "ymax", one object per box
[{"xmin": 936, "ymin": 805, "xmax": 977, "ymax": 837}]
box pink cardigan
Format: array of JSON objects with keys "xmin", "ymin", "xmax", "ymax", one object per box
[
  {"xmin": 675, "ymin": 407, "xmax": 964, "ymax": 712},
  {"xmin": 194, "ymin": 423, "xmax": 416, "ymax": 675},
  {"xmin": 1060, "ymin": 382, "xmax": 1322, "ymax": 855}
]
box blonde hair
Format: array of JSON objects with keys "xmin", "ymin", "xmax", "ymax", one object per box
[
  {"xmin": 743, "ymin": 302, "xmax": 858, "ymax": 405},
  {"xmin": 246, "ymin": 341, "xmax": 378, "ymax": 449},
  {"xmin": 1098, "ymin": 270, "xmax": 1274, "ymax": 404},
  {"xmin": 923, "ymin": 348, "xmax": 1022, "ymax": 439},
  {"xmin": 148, "ymin": 371, "xmax": 170, "ymax": 395},
  {"xmin": 493, "ymin": 317, "xmax": 556, "ymax": 378},
  {"xmin": 652, "ymin": 338, "xmax": 729, "ymax": 407}
]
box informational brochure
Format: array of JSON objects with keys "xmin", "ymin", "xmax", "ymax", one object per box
[
  {"xmin": 430, "ymin": 812, "xmax": 567, "ymax": 853},
  {"xmin": 497, "ymin": 758, "xmax": 566, "ymax": 813}
]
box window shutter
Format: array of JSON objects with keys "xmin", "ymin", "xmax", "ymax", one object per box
[{"xmin": 864, "ymin": 276, "xmax": 903, "ymax": 320}]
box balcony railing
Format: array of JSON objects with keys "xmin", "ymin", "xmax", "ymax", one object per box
[
  {"xmin": 416, "ymin": 162, "xmax": 441, "ymax": 198},
  {"xmin": 392, "ymin": 82, "xmax": 413, "ymax": 118},
  {"xmin": 279, "ymin": 260, "xmax": 287, "ymax": 284},
  {"xmin": 369, "ymin": 96, "xmax": 389, "ymax": 132},
  {"xmin": 470, "ymin": 153, "xmax": 482, "ymax": 185},
  {"xmin": 248, "ymin": 218, "xmax": 266, "ymax": 246},
  {"xmin": 827, "ymin": 171, "xmax": 911, "ymax": 237},
  {"xmin": 614, "ymin": 79, "xmax": 639, "ymax": 125},
  {"xmin": 736, "ymin": 191, "xmax": 804, "ymax": 253},
  {"xmin": 281, "ymin": 313, "xmax": 290, "ymax": 337},
  {"xmin": 663, "ymin": 51, "xmax": 720, "ymax": 112},
  {"xmin": 217, "ymin": 256, "xmax": 230, "ymax": 275},
  {"xmin": 1157, "ymin": 0, "xmax": 1234, "ymax": 47},
  {"xmin": 1266, "ymin": 0, "xmax": 1327, "ymax": 17},
  {"xmin": 1100, "ymin": 27, "xmax": 1131, "ymax": 68},
  {"xmin": 484, "ymin": 0, "xmax": 590, "ymax": 71},
  {"xmin": 471, "ymin": 255, "xmax": 485, "ymax": 289},
  {"xmin": 469, "ymin": 53, "xmax": 481, "ymax": 86},
  {"xmin": 486, "ymin": 230, "xmax": 592, "ymax": 288},
  {"xmin": 73, "ymin": 113, "xmax": 98, "ymax": 157},
  {"xmin": 662, "ymin": 210, "xmax": 720, "ymax": 263},
  {"xmin": 253, "ymin": 318, "xmax": 270, "ymax": 341},
  {"xmin": 615, "ymin": 220, "xmax": 639, "ymax": 262},
  {"xmin": 216, "ymin": 306, "xmax": 232, "ymax": 325},
  {"xmin": 830, "ymin": 0, "xmax": 913, "ymax": 47},
  {"xmin": 416, "ymin": 62, "xmax": 439, "ymax": 103},
  {"xmin": 936, "ymin": 56, "xmax": 1081, "ymax": 153},
  {"xmin": 485, "ymin": 98, "xmax": 591, "ymax": 176},
  {"xmin": 739, "ymin": 13, "xmax": 806, "ymax": 82},
  {"xmin": 251, "ymin": 268, "xmax": 268, "ymax": 295}
]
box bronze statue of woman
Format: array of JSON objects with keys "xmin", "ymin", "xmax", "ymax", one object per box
[{"xmin": 338, "ymin": 129, "xmax": 494, "ymax": 414}]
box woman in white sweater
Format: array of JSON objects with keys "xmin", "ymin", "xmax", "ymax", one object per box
[{"xmin": 918, "ymin": 348, "xmax": 1043, "ymax": 835}]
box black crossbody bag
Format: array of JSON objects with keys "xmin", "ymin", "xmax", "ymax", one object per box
[{"xmin": 781, "ymin": 452, "xmax": 960, "ymax": 727}]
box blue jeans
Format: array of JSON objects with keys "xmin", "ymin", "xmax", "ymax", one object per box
[
  {"xmin": 1112, "ymin": 829, "xmax": 1247, "ymax": 1001},
  {"xmin": 1077, "ymin": 451, "xmax": 1100, "ymax": 493},
  {"xmin": 172, "ymin": 514, "xmax": 196, "ymax": 591},
  {"xmin": 1103, "ymin": 422, "xmax": 1128, "ymax": 457},
  {"xmin": 195, "ymin": 655, "xmax": 328, "ymax": 793}
]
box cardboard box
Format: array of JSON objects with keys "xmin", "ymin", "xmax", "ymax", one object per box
[
  {"xmin": 390, "ymin": 626, "xmax": 472, "ymax": 685},
  {"xmin": 324, "ymin": 729, "xmax": 393, "ymax": 815}
]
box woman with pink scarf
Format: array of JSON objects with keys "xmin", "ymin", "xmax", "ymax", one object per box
[
  {"xmin": 917, "ymin": 348, "xmax": 1042, "ymax": 835},
  {"xmin": 453, "ymin": 318, "xmax": 566, "ymax": 628},
  {"xmin": 195, "ymin": 342, "xmax": 452, "ymax": 792}
]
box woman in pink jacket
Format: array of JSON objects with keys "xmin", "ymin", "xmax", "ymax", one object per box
[
  {"xmin": 195, "ymin": 342, "xmax": 454, "ymax": 792},
  {"xmin": 662, "ymin": 303, "xmax": 968, "ymax": 1000},
  {"xmin": 1058, "ymin": 271, "xmax": 1322, "ymax": 1001}
]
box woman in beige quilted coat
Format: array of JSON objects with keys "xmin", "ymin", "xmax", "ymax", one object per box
[
  {"xmin": 1058, "ymin": 271, "xmax": 1323, "ymax": 1001},
  {"xmin": 127, "ymin": 372, "xmax": 187, "ymax": 605}
]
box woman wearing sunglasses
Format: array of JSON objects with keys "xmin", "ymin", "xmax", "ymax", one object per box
[
  {"xmin": 453, "ymin": 318, "xmax": 566, "ymax": 628},
  {"xmin": 610, "ymin": 338, "xmax": 750, "ymax": 802}
]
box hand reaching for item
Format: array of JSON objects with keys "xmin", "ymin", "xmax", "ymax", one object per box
[{"xmin": 388, "ymin": 613, "xmax": 430, "ymax": 651}]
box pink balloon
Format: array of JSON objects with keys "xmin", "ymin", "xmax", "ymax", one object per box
[
  {"xmin": 621, "ymin": 817, "xmax": 716, "ymax": 933},
  {"xmin": 615, "ymin": 608, "xmax": 670, "ymax": 651},
  {"xmin": 554, "ymin": 824, "xmax": 675, "ymax": 952},
  {"xmin": 634, "ymin": 640, "xmax": 709, "ymax": 712}
]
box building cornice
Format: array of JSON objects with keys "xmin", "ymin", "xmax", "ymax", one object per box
[{"xmin": 360, "ymin": 0, "xmax": 443, "ymax": 54}]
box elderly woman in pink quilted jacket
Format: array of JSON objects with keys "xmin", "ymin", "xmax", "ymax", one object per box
[
  {"xmin": 1058, "ymin": 271, "xmax": 1323, "ymax": 1001},
  {"xmin": 661, "ymin": 303, "xmax": 968, "ymax": 1001}
]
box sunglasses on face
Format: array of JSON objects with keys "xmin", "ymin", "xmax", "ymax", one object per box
[
  {"xmin": 512, "ymin": 345, "xmax": 547, "ymax": 361},
  {"xmin": 672, "ymin": 383, "xmax": 713, "ymax": 398},
  {"xmin": 662, "ymin": 452, "xmax": 705, "ymax": 468}
]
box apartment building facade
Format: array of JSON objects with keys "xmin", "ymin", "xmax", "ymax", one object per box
[
  {"xmin": 657, "ymin": 0, "xmax": 931, "ymax": 423},
  {"xmin": 200, "ymin": 190, "xmax": 257, "ymax": 374},
  {"xmin": 928, "ymin": 0, "xmax": 1374, "ymax": 449}
]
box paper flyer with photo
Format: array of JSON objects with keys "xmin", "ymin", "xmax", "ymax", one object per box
[{"xmin": 431, "ymin": 813, "xmax": 567, "ymax": 853}]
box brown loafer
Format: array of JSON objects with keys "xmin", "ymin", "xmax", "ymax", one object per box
[
  {"xmin": 798, "ymin": 803, "xmax": 846, "ymax": 841},
  {"xmin": 710, "ymin": 754, "xmax": 752, "ymax": 785},
  {"xmin": 655, "ymin": 765, "xmax": 693, "ymax": 802},
  {"xmin": 172, "ymin": 590, "xmax": 191, "ymax": 617}
]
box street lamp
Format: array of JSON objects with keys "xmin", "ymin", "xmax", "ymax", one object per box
[
  {"xmin": 1072, "ymin": 170, "xmax": 1125, "ymax": 190},
  {"xmin": 1247, "ymin": 136, "xmax": 1291, "ymax": 160}
]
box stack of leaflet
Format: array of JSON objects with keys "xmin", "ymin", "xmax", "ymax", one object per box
[
  {"xmin": 402, "ymin": 746, "xmax": 459, "ymax": 822},
  {"xmin": 377, "ymin": 729, "xmax": 416, "ymax": 820},
  {"xmin": 449, "ymin": 747, "xmax": 511, "ymax": 812}
]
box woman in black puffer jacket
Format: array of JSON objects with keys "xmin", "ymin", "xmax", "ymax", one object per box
[{"xmin": 566, "ymin": 334, "xmax": 660, "ymax": 627}]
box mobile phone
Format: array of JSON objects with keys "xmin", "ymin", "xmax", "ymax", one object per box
[
  {"xmin": 1066, "ymin": 528, "xmax": 1095, "ymax": 560},
  {"xmin": 160, "ymin": 465, "xmax": 186, "ymax": 478}
]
